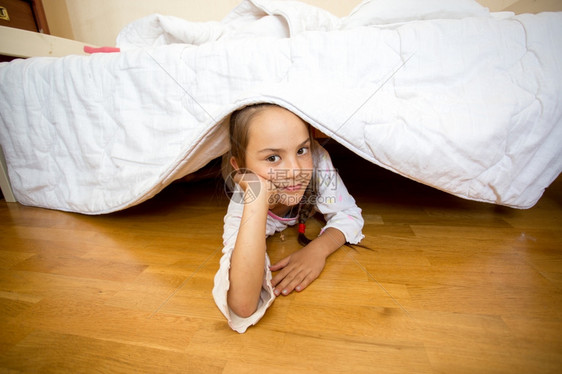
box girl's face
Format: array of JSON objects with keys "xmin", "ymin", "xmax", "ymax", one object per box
[{"xmin": 231, "ymin": 106, "xmax": 314, "ymax": 207}]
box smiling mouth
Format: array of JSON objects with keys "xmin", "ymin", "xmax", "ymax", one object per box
[{"xmin": 277, "ymin": 183, "xmax": 303, "ymax": 192}]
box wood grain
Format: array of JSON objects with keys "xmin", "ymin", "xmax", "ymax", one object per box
[{"xmin": 1, "ymin": 146, "xmax": 561, "ymax": 373}]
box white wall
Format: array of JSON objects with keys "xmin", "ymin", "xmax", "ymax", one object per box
[{"xmin": 43, "ymin": 0, "xmax": 522, "ymax": 46}]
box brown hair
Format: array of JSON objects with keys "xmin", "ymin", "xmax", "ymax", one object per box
[{"xmin": 221, "ymin": 103, "xmax": 272, "ymax": 179}]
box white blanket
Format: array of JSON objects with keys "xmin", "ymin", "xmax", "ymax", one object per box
[{"xmin": 0, "ymin": 0, "xmax": 561, "ymax": 214}]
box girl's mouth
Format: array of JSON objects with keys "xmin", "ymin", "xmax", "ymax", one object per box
[{"xmin": 279, "ymin": 183, "xmax": 302, "ymax": 192}]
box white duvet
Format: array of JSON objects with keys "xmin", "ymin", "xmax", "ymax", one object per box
[{"xmin": 0, "ymin": 0, "xmax": 561, "ymax": 214}]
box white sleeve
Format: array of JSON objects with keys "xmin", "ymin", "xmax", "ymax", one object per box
[
  {"xmin": 314, "ymin": 146, "xmax": 365, "ymax": 244},
  {"xmin": 212, "ymin": 199, "xmax": 277, "ymax": 333}
]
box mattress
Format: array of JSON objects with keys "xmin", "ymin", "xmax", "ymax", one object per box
[{"xmin": 0, "ymin": 0, "xmax": 560, "ymax": 213}]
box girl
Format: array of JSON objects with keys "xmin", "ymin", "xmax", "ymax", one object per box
[{"xmin": 213, "ymin": 103, "xmax": 364, "ymax": 333}]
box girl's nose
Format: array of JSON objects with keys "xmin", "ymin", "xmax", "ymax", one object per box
[{"xmin": 286, "ymin": 157, "xmax": 303, "ymax": 178}]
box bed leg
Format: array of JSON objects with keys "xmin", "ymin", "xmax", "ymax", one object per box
[{"xmin": 0, "ymin": 145, "xmax": 16, "ymax": 203}]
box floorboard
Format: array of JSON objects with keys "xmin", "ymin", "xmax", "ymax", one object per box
[{"xmin": 1, "ymin": 143, "xmax": 561, "ymax": 373}]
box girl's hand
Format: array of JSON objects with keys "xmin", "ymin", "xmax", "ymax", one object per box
[
  {"xmin": 269, "ymin": 228, "xmax": 346, "ymax": 296},
  {"xmin": 269, "ymin": 243, "xmax": 327, "ymax": 296},
  {"xmin": 233, "ymin": 170, "xmax": 283, "ymax": 207}
]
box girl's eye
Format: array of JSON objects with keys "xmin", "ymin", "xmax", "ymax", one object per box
[
  {"xmin": 297, "ymin": 147, "xmax": 309, "ymax": 156},
  {"xmin": 266, "ymin": 155, "xmax": 280, "ymax": 163}
]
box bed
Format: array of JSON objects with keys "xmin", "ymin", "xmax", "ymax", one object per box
[{"xmin": 0, "ymin": 0, "xmax": 561, "ymax": 214}]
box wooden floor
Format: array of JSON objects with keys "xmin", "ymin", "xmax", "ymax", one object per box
[{"xmin": 1, "ymin": 144, "xmax": 561, "ymax": 373}]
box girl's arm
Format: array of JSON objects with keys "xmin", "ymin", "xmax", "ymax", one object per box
[
  {"xmin": 269, "ymin": 227, "xmax": 346, "ymax": 296},
  {"xmin": 227, "ymin": 175, "xmax": 271, "ymax": 318},
  {"xmin": 269, "ymin": 145, "xmax": 364, "ymax": 296}
]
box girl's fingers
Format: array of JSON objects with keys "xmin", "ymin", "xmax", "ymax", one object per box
[
  {"xmin": 294, "ymin": 275, "xmax": 314, "ymax": 292},
  {"xmin": 271, "ymin": 266, "xmax": 294, "ymax": 295},
  {"xmin": 272, "ymin": 268, "xmax": 311, "ymax": 297},
  {"xmin": 269, "ymin": 256, "xmax": 290, "ymax": 272},
  {"xmin": 270, "ymin": 266, "xmax": 290, "ymax": 288},
  {"xmin": 274, "ymin": 276, "xmax": 308, "ymax": 296}
]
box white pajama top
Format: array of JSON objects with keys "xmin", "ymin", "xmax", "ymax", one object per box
[{"xmin": 212, "ymin": 144, "xmax": 364, "ymax": 333}]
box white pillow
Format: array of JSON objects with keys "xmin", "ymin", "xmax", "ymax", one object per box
[{"xmin": 342, "ymin": 0, "xmax": 490, "ymax": 28}]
